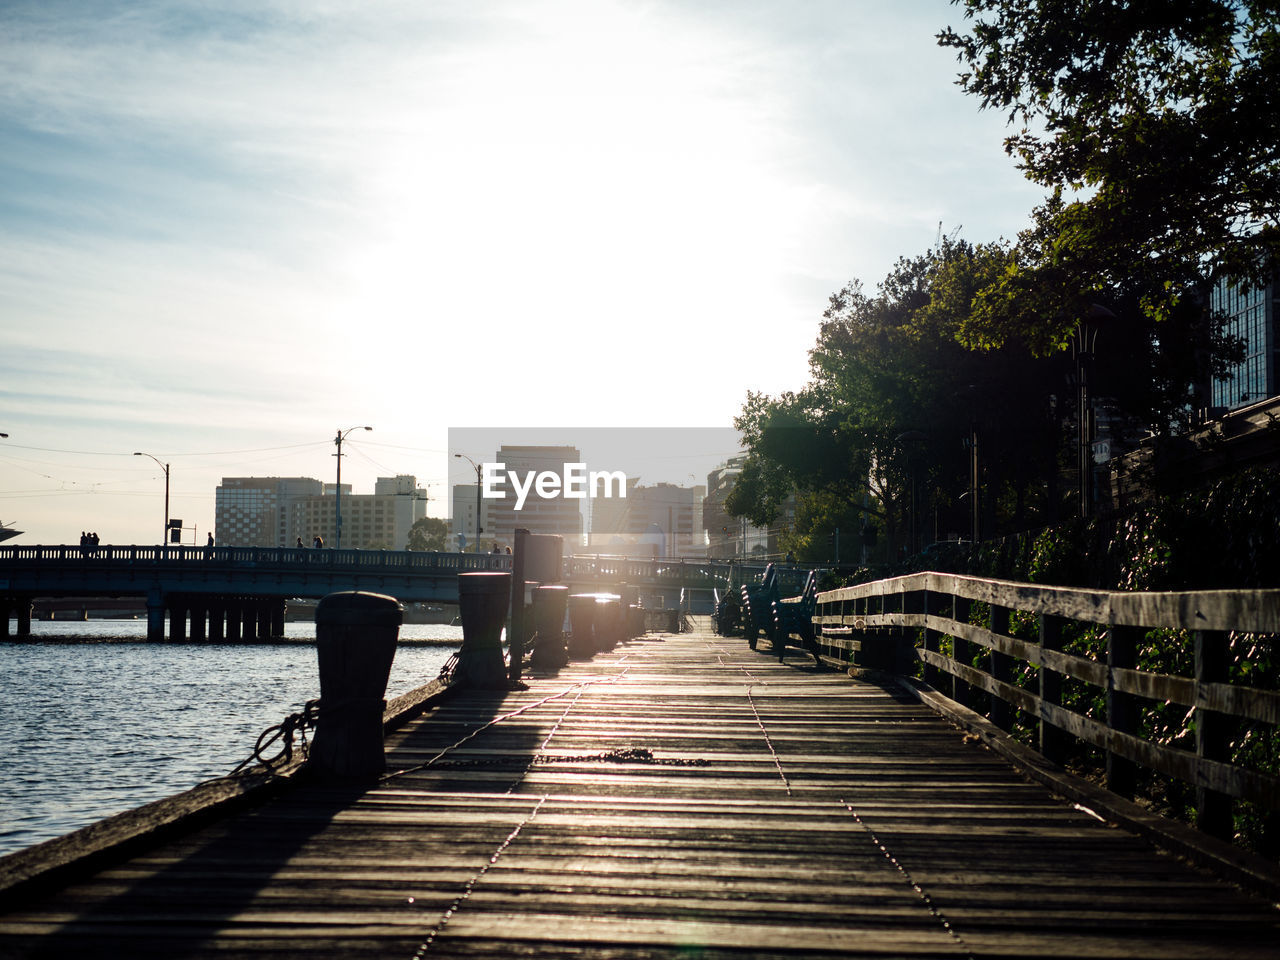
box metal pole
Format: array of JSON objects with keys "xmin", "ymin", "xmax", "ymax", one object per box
[
  {"xmin": 335, "ymin": 429, "xmax": 342, "ymax": 550},
  {"xmin": 334, "ymin": 426, "xmax": 372, "ymax": 550},
  {"xmin": 133, "ymin": 452, "xmax": 170, "ymax": 543},
  {"xmin": 455, "ymin": 454, "xmax": 484, "ymax": 553}
]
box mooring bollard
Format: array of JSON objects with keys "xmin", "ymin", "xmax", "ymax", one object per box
[
  {"xmin": 567, "ymin": 593, "xmax": 598, "ymax": 659},
  {"xmin": 455, "ymin": 571, "xmax": 512, "ymax": 688},
  {"xmin": 310, "ymin": 591, "xmax": 403, "ymax": 783},
  {"xmin": 594, "ymin": 595, "xmax": 623, "ymax": 650},
  {"xmin": 530, "ymin": 584, "xmax": 569, "ymax": 670}
]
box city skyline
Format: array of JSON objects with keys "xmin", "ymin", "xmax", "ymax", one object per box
[{"xmin": 1, "ymin": 1, "xmax": 1043, "ymax": 545}]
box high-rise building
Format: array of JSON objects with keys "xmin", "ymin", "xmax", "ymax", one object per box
[
  {"xmin": 482, "ymin": 445, "xmax": 584, "ymax": 550},
  {"xmin": 216, "ymin": 475, "xmax": 426, "ymax": 549},
  {"xmin": 292, "ymin": 475, "xmax": 427, "ymax": 549},
  {"xmin": 591, "ymin": 481, "xmax": 704, "ymax": 557},
  {"xmin": 702, "ymin": 456, "xmax": 780, "ymax": 558},
  {"xmin": 215, "ymin": 477, "xmax": 323, "ymax": 547},
  {"xmin": 1211, "ymin": 276, "xmax": 1279, "ymax": 411}
]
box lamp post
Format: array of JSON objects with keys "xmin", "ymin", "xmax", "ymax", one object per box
[
  {"xmin": 133, "ymin": 452, "xmax": 170, "ymax": 544},
  {"xmin": 454, "ymin": 453, "xmax": 484, "ymax": 553},
  {"xmin": 333, "ymin": 425, "xmax": 372, "ymax": 550},
  {"xmin": 895, "ymin": 431, "xmax": 927, "ymax": 556},
  {"xmin": 1073, "ymin": 304, "xmax": 1114, "ymax": 519}
]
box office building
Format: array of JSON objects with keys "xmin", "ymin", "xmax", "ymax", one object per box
[
  {"xmin": 1211, "ymin": 276, "xmax": 1279, "ymax": 411},
  {"xmin": 591, "ymin": 481, "xmax": 705, "ymax": 557},
  {"xmin": 215, "ymin": 477, "xmax": 323, "ymax": 547},
  {"xmin": 216, "ymin": 475, "xmax": 426, "ymax": 549},
  {"xmin": 482, "ymin": 445, "xmax": 584, "ymax": 550}
]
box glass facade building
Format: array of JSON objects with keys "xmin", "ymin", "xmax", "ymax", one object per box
[{"xmin": 1211, "ymin": 277, "xmax": 1278, "ymax": 410}]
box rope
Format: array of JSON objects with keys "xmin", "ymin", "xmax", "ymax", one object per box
[
  {"xmin": 379, "ymin": 672, "xmax": 629, "ymax": 783},
  {"xmin": 409, "ymin": 795, "xmax": 549, "ymax": 958},
  {"xmin": 840, "ymin": 798, "xmax": 975, "ymax": 960},
  {"xmin": 744, "ymin": 684, "xmax": 791, "ymax": 796},
  {"xmin": 226, "ymin": 699, "xmax": 320, "ymax": 777}
]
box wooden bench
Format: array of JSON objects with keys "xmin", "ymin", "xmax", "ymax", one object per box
[
  {"xmin": 739, "ymin": 563, "xmax": 778, "ymax": 649},
  {"xmin": 769, "ymin": 569, "xmax": 821, "ymax": 663}
]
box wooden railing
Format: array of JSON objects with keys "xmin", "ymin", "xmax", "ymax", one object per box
[{"xmin": 813, "ymin": 572, "xmax": 1280, "ymax": 843}]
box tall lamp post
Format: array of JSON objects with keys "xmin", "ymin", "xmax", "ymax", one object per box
[
  {"xmin": 454, "ymin": 453, "xmax": 484, "ymax": 553},
  {"xmin": 895, "ymin": 431, "xmax": 927, "ymax": 556},
  {"xmin": 333, "ymin": 425, "xmax": 372, "ymax": 550},
  {"xmin": 133, "ymin": 452, "xmax": 170, "ymax": 544},
  {"xmin": 1073, "ymin": 304, "xmax": 1114, "ymax": 519}
]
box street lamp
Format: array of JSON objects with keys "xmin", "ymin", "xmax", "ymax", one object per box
[
  {"xmin": 1073, "ymin": 303, "xmax": 1114, "ymax": 519},
  {"xmin": 133, "ymin": 452, "xmax": 170, "ymax": 544},
  {"xmin": 333, "ymin": 425, "xmax": 372, "ymax": 550},
  {"xmin": 895, "ymin": 431, "xmax": 927, "ymax": 556},
  {"xmin": 454, "ymin": 453, "xmax": 483, "ymax": 553}
]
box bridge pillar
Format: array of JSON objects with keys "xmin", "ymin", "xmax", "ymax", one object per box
[
  {"xmin": 271, "ymin": 600, "xmax": 286, "ymax": 639},
  {"xmin": 14, "ymin": 599, "xmax": 30, "ymax": 638},
  {"xmin": 245, "ymin": 601, "xmax": 261, "ymax": 642},
  {"xmin": 256, "ymin": 600, "xmax": 272, "ymax": 641},
  {"xmin": 225, "ymin": 600, "xmax": 242, "ymax": 642},
  {"xmin": 0, "ymin": 599, "xmax": 8, "ymax": 640},
  {"xmin": 146, "ymin": 589, "xmax": 165, "ymax": 642},
  {"xmin": 208, "ymin": 600, "xmax": 225, "ymax": 642},
  {"xmin": 169, "ymin": 601, "xmax": 188, "ymax": 643},
  {"xmin": 189, "ymin": 600, "xmax": 206, "ymax": 642}
]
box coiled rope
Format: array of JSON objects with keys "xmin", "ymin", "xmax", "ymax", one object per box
[{"xmin": 227, "ymin": 699, "xmax": 321, "ymax": 777}]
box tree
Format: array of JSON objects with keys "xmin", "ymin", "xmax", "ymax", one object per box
[
  {"xmin": 406, "ymin": 516, "xmax": 449, "ymax": 552},
  {"xmin": 938, "ymin": 0, "xmax": 1280, "ymax": 350},
  {"xmin": 731, "ymin": 239, "xmax": 1068, "ymax": 559}
]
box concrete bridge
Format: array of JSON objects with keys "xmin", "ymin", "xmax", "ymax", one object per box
[{"xmin": 0, "ymin": 545, "xmax": 767, "ymax": 640}]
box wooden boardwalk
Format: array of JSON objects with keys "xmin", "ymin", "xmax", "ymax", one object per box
[{"xmin": 3, "ymin": 628, "xmax": 1279, "ymax": 958}]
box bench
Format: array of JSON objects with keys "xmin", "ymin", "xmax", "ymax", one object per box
[
  {"xmin": 769, "ymin": 569, "xmax": 821, "ymax": 663},
  {"xmin": 739, "ymin": 563, "xmax": 779, "ymax": 650}
]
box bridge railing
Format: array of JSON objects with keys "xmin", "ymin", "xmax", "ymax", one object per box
[
  {"xmin": 814, "ymin": 571, "xmax": 1280, "ymax": 845},
  {"xmin": 0, "ymin": 545, "xmax": 800, "ymax": 590},
  {"xmin": 0, "ymin": 545, "xmax": 513, "ymax": 574},
  {"xmin": 563, "ymin": 556, "xmax": 781, "ymax": 588}
]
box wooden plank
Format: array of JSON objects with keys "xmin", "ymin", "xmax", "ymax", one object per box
[{"xmin": 2, "ymin": 630, "xmax": 1278, "ymax": 960}]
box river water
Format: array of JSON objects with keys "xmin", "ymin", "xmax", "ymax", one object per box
[{"xmin": 0, "ymin": 620, "xmax": 461, "ymax": 858}]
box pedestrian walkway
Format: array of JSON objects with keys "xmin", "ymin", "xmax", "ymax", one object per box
[{"xmin": 2, "ymin": 630, "xmax": 1278, "ymax": 958}]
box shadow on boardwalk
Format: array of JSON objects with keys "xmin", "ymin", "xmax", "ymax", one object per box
[{"xmin": 1, "ymin": 631, "xmax": 1278, "ymax": 959}]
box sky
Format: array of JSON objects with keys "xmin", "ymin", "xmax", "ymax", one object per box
[{"xmin": 0, "ymin": 0, "xmax": 1044, "ymax": 546}]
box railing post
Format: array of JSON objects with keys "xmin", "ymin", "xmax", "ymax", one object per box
[
  {"xmin": 1107, "ymin": 624, "xmax": 1140, "ymax": 799},
  {"xmin": 1038, "ymin": 613, "xmax": 1068, "ymax": 765},
  {"xmin": 1195, "ymin": 629, "xmax": 1233, "ymax": 840},
  {"xmin": 989, "ymin": 604, "xmax": 1013, "ymax": 732},
  {"xmin": 951, "ymin": 595, "xmax": 971, "ymax": 708},
  {"xmin": 922, "ymin": 590, "xmax": 941, "ymax": 686}
]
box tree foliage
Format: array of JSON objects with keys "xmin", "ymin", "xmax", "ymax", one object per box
[
  {"xmin": 938, "ymin": 0, "xmax": 1280, "ymax": 350},
  {"xmin": 406, "ymin": 516, "xmax": 449, "ymax": 552},
  {"xmin": 731, "ymin": 240, "xmax": 1070, "ymax": 561}
]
